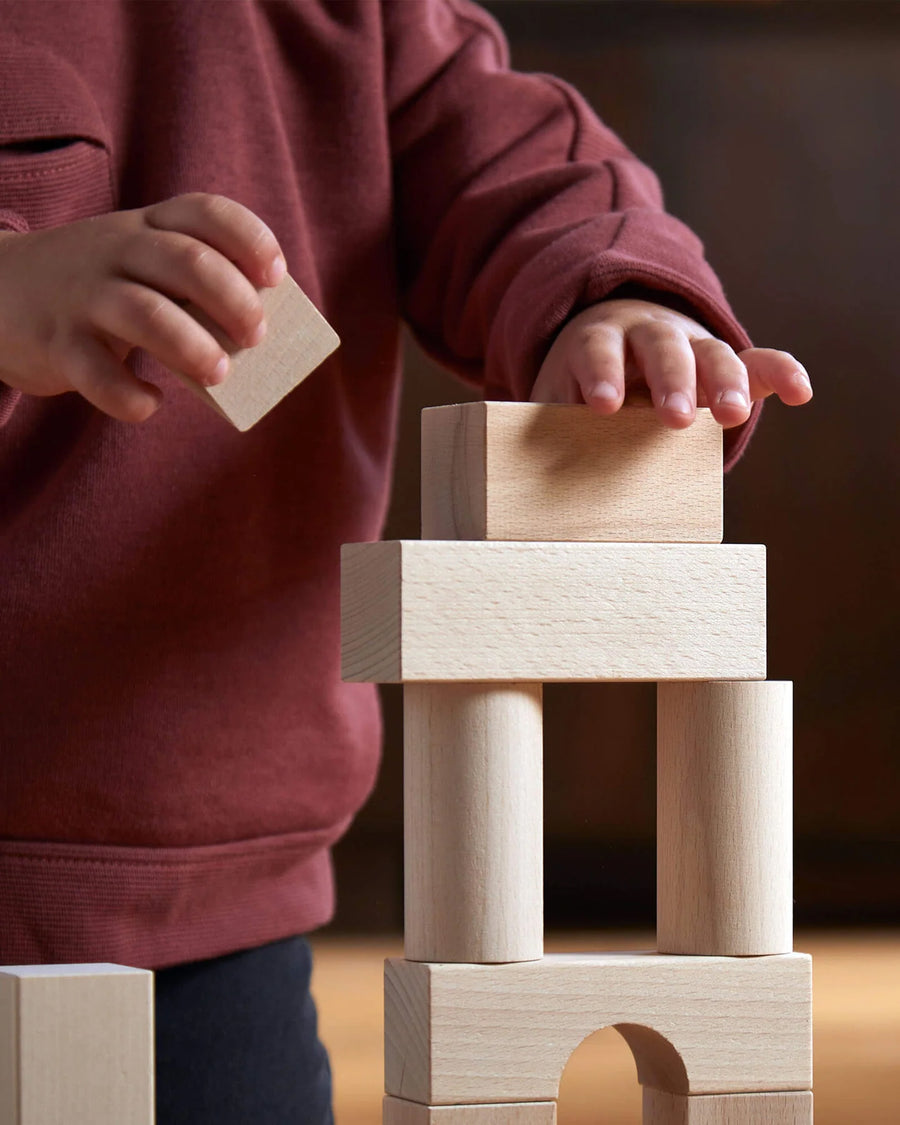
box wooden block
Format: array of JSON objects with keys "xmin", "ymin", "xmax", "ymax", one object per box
[
  {"xmin": 384, "ymin": 1096, "xmax": 556, "ymax": 1124},
  {"xmin": 643, "ymin": 1089, "xmax": 813, "ymax": 1124},
  {"xmin": 175, "ymin": 274, "xmax": 339, "ymax": 430},
  {"xmin": 341, "ymin": 541, "xmax": 766, "ymax": 682},
  {"xmin": 404, "ymin": 683, "xmax": 543, "ymax": 964},
  {"xmin": 0, "ymin": 963, "xmax": 154, "ymax": 1125},
  {"xmin": 384, "ymin": 952, "xmax": 811, "ymax": 1105},
  {"xmin": 657, "ymin": 682, "xmax": 793, "ymax": 956},
  {"xmin": 421, "ymin": 402, "xmax": 723, "ymax": 543}
]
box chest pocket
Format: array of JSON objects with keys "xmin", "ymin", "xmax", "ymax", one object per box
[{"xmin": 0, "ymin": 38, "xmax": 114, "ymax": 229}]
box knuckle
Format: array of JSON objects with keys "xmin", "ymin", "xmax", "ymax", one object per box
[
  {"xmin": 196, "ymin": 192, "xmax": 233, "ymax": 222},
  {"xmin": 692, "ymin": 336, "xmax": 728, "ymax": 355},
  {"xmin": 180, "ymin": 238, "xmax": 213, "ymax": 274},
  {"xmin": 128, "ymin": 288, "xmax": 169, "ymax": 332},
  {"xmin": 236, "ymin": 289, "xmax": 264, "ymax": 327},
  {"xmin": 641, "ymin": 322, "xmax": 683, "ymax": 348}
]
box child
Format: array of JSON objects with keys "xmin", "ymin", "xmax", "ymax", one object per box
[{"xmin": 0, "ymin": 2, "xmax": 811, "ymax": 1122}]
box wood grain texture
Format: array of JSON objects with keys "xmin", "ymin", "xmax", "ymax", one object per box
[
  {"xmin": 383, "ymin": 1096, "xmax": 556, "ymax": 1124},
  {"xmin": 176, "ymin": 274, "xmax": 339, "ymax": 431},
  {"xmin": 0, "ymin": 964, "xmax": 154, "ymax": 1125},
  {"xmin": 657, "ymin": 682, "xmax": 793, "ymax": 956},
  {"xmin": 384, "ymin": 952, "xmax": 812, "ymax": 1105},
  {"xmin": 643, "ymin": 1088, "xmax": 813, "ymax": 1124},
  {"xmin": 341, "ymin": 541, "xmax": 766, "ymax": 682},
  {"xmin": 421, "ymin": 402, "xmax": 723, "ymax": 543},
  {"xmin": 404, "ymin": 683, "xmax": 543, "ymax": 964}
]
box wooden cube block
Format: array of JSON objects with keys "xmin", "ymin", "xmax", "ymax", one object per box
[
  {"xmin": 175, "ymin": 274, "xmax": 339, "ymax": 430},
  {"xmin": 421, "ymin": 402, "xmax": 722, "ymax": 543},
  {"xmin": 643, "ymin": 1089, "xmax": 813, "ymax": 1124},
  {"xmin": 384, "ymin": 1096, "xmax": 556, "ymax": 1124},
  {"xmin": 0, "ymin": 963, "xmax": 154, "ymax": 1125},
  {"xmin": 341, "ymin": 541, "xmax": 766, "ymax": 682},
  {"xmin": 384, "ymin": 953, "xmax": 812, "ymax": 1106}
]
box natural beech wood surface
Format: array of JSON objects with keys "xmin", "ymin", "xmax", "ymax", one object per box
[
  {"xmin": 404, "ymin": 683, "xmax": 543, "ymax": 964},
  {"xmin": 420, "ymin": 402, "xmax": 723, "ymax": 543},
  {"xmin": 0, "ymin": 964, "xmax": 153, "ymax": 1125},
  {"xmin": 643, "ymin": 1089, "xmax": 813, "ymax": 1124},
  {"xmin": 341, "ymin": 541, "xmax": 766, "ymax": 682},
  {"xmin": 177, "ymin": 273, "xmax": 339, "ymax": 430},
  {"xmin": 313, "ymin": 932, "xmax": 898, "ymax": 1125},
  {"xmin": 383, "ymin": 1096, "xmax": 557, "ymax": 1124},
  {"xmin": 657, "ymin": 681, "xmax": 794, "ymax": 956},
  {"xmin": 383, "ymin": 953, "xmax": 812, "ymax": 1106}
]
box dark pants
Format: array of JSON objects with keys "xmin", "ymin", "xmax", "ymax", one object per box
[{"xmin": 154, "ymin": 935, "xmax": 334, "ymax": 1125}]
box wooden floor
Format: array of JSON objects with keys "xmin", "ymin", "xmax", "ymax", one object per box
[{"xmin": 311, "ymin": 930, "xmax": 900, "ymax": 1124}]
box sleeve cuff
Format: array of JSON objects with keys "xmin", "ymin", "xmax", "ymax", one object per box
[{"xmin": 0, "ymin": 209, "xmax": 30, "ymax": 234}]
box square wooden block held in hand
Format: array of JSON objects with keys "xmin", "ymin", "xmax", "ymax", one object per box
[{"xmin": 176, "ymin": 274, "xmax": 339, "ymax": 431}]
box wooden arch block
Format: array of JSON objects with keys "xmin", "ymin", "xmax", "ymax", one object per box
[
  {"xmin": 341, "ymin": 541, "xmax": 766, "ymax": 682},
  {"xmin": 421, "ymin": 402, "xmax": 723, "ymax": 543},
  {"xmin": 643, "ymin": 1089, "xmax": 813, "ymax": 1124},
  {"xmin": 0, "ymin": 963, "xmax": 154, "ymax": 1125},
  {"xmin": 384, "ymin": 953, "xmax": 811, "ymax": 1106},
  {"xmin": 384, "ymin": 1096, "xmax": 556, "ymax": 1124}
]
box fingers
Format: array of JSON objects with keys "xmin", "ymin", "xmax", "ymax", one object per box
[
  {"xmin": 117, "ymin": 228, "xmax": 266, "ymax": 351},
  {"xmin": 144, "ymin": 193, "xmax": 285, "ymax": 290},
  {"xmin": 567, "ymin": 324, "xmax": 626, "ymax": 413},
  {"xmin": 692, "ymin": 338, "xmax": 751, "ymax": 428},
  {"xmin": 740, "ymin": 348, "xmax": 813, "ymax": 406},
  {"xmin": 626, "ymin": 321, "xmax": 698, "ymax": 428},
  {"xmin": 529, "ymin": 300, "xmax": 812, "ymax": 433},
  {"xmin": 64, "ymin": 336, "xmax": 163, "ymax": 423},
  {"xmin": 91, "ymin": 280, "xmax": 232, "ymax": 388}
]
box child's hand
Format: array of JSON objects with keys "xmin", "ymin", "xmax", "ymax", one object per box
[
  {"xmin": 531, "ymin": 298, "xmax": 812, "ymax": 428},
  {"xmin": 0, "ymin": 193, "xmax": 286, "ymax": 422}
]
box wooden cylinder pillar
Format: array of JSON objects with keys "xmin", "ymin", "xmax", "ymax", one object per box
[
  {"xmin": 403, "ymin": 682, "xmax": 543, "ymax": 963},
  {"xmin": 656, "ymin": 681, "xmax": 793, "ymax": 956}
]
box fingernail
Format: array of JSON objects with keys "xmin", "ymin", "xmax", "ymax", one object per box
[
  {"xmin": 268, "ymin": 256, "xmax": 287, "ymax": 286},
  {"xmin": 589, "ymin": 381, "xmax": 620, "ymax": 404},
  {"xmin": 718, "ymin": 389, "xmax": 749, "ymax": 409},
  {"xmin": 663, "ymin": 391, "xmax": 692, "ymax": 415},
  {"xmin": 246, "ymin": 318, "xmax": 267, "ymax": 347},
  {"xmin": 209, "ymin": 356, "xmax": 229, "ymax": 385},
  {"xmin": 792, "ymin": 367, "xmax": 812, "ymax": 388}
]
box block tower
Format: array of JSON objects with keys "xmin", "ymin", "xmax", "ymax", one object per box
[{"xmin": 342, "ymin": 401, "xmax": 813, "ymax": 1125}]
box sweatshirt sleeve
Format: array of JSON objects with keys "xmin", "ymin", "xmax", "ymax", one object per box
[
  {"xmin": 0, "ymin": 210, "xmax": 28, "ymax": 427},
  {"xmin": 384, "ymin": 0, "xmax": 760, "ymax": 468}
]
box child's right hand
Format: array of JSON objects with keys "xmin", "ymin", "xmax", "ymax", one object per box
[{"xmin": 0, "ymin": 193, "xmax": 286, "ymax": 422}]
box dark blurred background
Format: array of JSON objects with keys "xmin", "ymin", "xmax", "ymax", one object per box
[{"xmin": 331, "ymin": 0, "xmax": 899, "ymax": 934}]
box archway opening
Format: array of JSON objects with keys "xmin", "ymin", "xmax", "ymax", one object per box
[{"xmin": 557, "ymin": 1025, "xmax": 642, "ymax": 1125}]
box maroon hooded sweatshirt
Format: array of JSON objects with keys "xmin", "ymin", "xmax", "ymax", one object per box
[{"xmin": 0, "ymin": 0, "xmax": 758, "ymax": 969}]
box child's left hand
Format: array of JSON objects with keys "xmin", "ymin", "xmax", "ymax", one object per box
[{"xmin": 531, "ymin": 298, "xmax": 812, "ymax": 428}]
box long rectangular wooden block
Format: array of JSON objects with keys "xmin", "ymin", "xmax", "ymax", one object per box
[
  {"xmin": 0, "ymin": 963, "xmax": 154, "ymax": 1125},
  {"xmin": 341, "ymin": 541, "xmax": 766, "ymax": 682},
  {"xmin": 421, "ymin": 402, "xmax": 723, "ymax": 543},
  {"xmin": 643, "ymin": 1089, "xmax": 813, "ymax": 1124},
  {"xmin": 384, "ymin": 952, "xmax": 812, "ymax": 1106},
  {"xmin": 384, "ymin": 1096, "xmax": 556, "ymax": 1124},
  {"xmin": 176, "ymin": 273, "xmax": 339, "ymax": 430}
]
